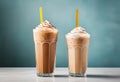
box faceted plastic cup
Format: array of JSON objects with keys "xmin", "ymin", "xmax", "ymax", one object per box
[
  {"xmin": 33, "ymin": 29, "xmax": 58, "ymax": 77},
  {"xmin": 66, "ymin": 34, "xmax": 90, "ymax": 77}
]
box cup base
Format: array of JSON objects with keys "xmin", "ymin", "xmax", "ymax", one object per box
[
  {"xmin": 69, "ymin": 73, "xmax": 85, "ymax": 77},
  {"xmin": 37, "ymin": 73, "xmax": 53, "ymax": 77}
]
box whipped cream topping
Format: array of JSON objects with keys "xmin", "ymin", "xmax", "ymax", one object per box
[
  {"xmin": 35, "ymin": 20, "xmax": 58, "ymax": 32},
  {"xmin": 66, "ymin": 27, "xmax": 90, "ymax": 38},
  {"xmin": 70, "ymin": 27, "xmax": 86, "ymax": 34}
]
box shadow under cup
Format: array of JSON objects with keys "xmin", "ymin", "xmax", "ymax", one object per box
[{"xmin": 33, "ymin": 29, "xmax": 58, "ymax": 77}]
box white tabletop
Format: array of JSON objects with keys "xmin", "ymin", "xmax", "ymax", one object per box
[{"xmin": 0, "ymin": 68, "xmax": 120, "ymax": 82}]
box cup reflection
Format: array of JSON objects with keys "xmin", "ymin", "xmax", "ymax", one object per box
[
  {"xmin": 36, "ymin": 77, "xmax": 55, "ymax": 82},
  {"xmin": 69, "ymin": 77, "xmax": 86, "ymax": 82}
]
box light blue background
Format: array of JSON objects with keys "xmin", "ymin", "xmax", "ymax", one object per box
[{"xmin": 0, "ymin": 0, "xmax": 120, "ymax": 67}]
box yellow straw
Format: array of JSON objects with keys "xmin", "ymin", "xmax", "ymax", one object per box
[
  {"xmin": 76, "ymin": 8, "xmax": 79, "ymax": 27},
  {"xmin": 40, "ymin": 7, "xmax": 43, "ymax": 23}
]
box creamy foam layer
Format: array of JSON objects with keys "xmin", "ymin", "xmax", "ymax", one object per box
[
  {"xmin": 34, "ymin": 20, "xmax": 58, "ymax": 33},
  {"xmin": 66, "ymin": 27, "xmax": 90, "ymax": 38}
]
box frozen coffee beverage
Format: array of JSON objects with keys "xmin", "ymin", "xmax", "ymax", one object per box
[
  {"xmin": 33, "ymin": 20, "xmax": 58, "ymax": 76},
  {"xmin": 66, "ymin": 27, "xmax": 90, "ymax": 77}
]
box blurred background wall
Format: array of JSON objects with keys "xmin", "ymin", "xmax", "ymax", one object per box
[{"xmin": 0, "ymin": 0, "xmax": 120, "ymax": 67}]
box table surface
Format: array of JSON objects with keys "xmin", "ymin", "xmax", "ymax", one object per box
[{"xmin": 0, "ymin": 68, "xmax": 120, "ymax": 82}]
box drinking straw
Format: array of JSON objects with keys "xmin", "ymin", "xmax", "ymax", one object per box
[
  {"xmin": 40, "ymin": 7, "xmax": 43, "ymax": 23},
  {"xmin": 76, "ymin": 8, "xmax": 79, "ymax": 27}
]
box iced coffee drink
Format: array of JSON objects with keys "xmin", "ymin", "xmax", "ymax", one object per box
[
  {"xmin": 66, "ymin": 27, "xmax": 90, "ymax": 77},
  {"xmin": 33, "ymin": 20, "xmax": 58, "ymax": 76}
]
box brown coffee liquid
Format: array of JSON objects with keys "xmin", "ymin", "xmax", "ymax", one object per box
[
  {"xmin": 68, "ymin": 46, "xmax": 88, "ymax": 74},
  {"xmin": 35, "ymin": 42, "xmax": 56, "ymax": 74},
  {"xmin": 33, "ymin": 29, "xmax": 58, "ymax": 74},
  {"xmin": 66, "ymin": 36, "xmax": 89, "ymax": 74}
]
